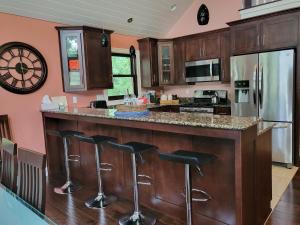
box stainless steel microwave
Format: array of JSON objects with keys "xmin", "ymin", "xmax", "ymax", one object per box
[{"xmin": 185, "ymin": 58, "xmax": 220, "ymax": 82}]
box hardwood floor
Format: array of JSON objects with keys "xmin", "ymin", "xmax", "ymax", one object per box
[
  {"xmin": 45, "ymin": 178, "xmax": 185, "ymax": 225},
  {"xmin": 45, "ymin": 171, "xmax": 300, "ymax": 225},
  {"xmin": 266, "ymin": 170, "xmax": 300, "ymax": 225}
]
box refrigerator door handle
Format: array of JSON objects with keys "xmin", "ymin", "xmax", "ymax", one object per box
[
  {"xmin": 253, "ymin": 65, "xmax": 257, "ymax": 105},
  {"xmin": 261, "ymin": 66, "xmax": 264, "ymax": 108},
  {"xmin": 258, "ymin": 65, "xmax": 263, "ymax": 109}
]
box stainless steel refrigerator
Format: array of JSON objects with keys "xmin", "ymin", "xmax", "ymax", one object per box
[{"xmin": 231, "ymin": 50, "xmax": 295, "ymax": 167}]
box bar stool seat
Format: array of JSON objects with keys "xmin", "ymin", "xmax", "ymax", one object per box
[
  {"xmin": 47, "ymin": 130, "xmax": 83, "ymax": 195},
  {"xmin": 159, "ymin": 150, "xmax": 216, "ymax": 225},
  {"xmin": 48, "ymin": 130, "xmax": 83, "ymax": 138},
  {"xmin": 73, "ymin": 134, "xmax": 117, "ymax": 209},
  {"xmin": 159, "ymin": 150, "xmax": 216, "ymax": 167},
  {"xmin": 110, "ymin": 141, "xmax": 156, "ymax": 153},
  {"xmin": 108, "ymin": 141, "xmax": 157, "ymax": 225}
]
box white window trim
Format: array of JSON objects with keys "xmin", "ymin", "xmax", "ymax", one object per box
[
  {"xmin": 240, "ymin": 0, "xmax": 300, "ymax": 19},
  {"xmin": 104, "ymin": 47, "xmax": 142, "ymax": 106}
]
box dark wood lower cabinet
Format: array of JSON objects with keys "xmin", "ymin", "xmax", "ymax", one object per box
[
  {"xmin": 43, "ymin": 113, "xmax": 271, "ymax": 225},
  {"xmin": 214, "ymin": 106, "xmax": 231, "ymax": 115}
]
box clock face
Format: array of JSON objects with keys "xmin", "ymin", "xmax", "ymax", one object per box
[{"xmin": 0, "ymin": 42, "xmax": 47, "ymax": 94}]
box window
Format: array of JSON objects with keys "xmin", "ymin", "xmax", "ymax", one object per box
[{"xmin": 108, "ymin": 53, "xmax": 138, "ymax": 100}]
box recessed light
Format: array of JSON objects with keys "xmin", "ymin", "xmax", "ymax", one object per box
[
  {"xmin": 170, "ymin": 4, "xmax": 177, "ymax": 12},
  {"xmin": 127, "ymin": 18, "xmax": 133, "ymax": 23}
]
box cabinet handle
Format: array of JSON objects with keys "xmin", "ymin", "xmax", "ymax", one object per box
[
  {"xmin": 262, "ymin": 34, "xmax": 265, "ymax": 46},
  {"xmin": 257, "ymin": 35, "xmax": 260, "ymax": 47}
]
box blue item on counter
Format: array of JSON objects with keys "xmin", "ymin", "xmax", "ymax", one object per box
[{"xmin": 114, "ymin": 110, "xmax": 150, "ymax": 118}]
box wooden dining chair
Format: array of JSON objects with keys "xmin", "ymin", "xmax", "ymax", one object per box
[
  {"xmin": 0, "ymin": 115, "xmax": 12, "ymax": 166},
  {"xmin": 0, "ymin": 138, "xmax": 17, "ymax": 192},
  {"xmin": 0, "ymin": 115, "xmax": 12, "ymax": 140},
  {"xmin": 17, "ymin": 148, "xmax": 46, "ymax": 213}
]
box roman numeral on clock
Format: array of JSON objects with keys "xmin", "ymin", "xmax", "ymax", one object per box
[
  {"xmin": 11, "ymin": 78, "xmax": 18, "ymax": 87},
  {"xmin": 32, "ymin": 74, "xmax": 40, "ymax": 79},
  {"xmin": 1, "ymin": 72, "xmax": 12, "ymax": 81}
]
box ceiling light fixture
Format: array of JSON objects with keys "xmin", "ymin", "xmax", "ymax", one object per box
[
  {"xmin": 127, "ymin": 18, "xmax": 133, "ymax": 23},
  {"xmin": 170, "ymin": 4, "xmax": 177, "ymax": 12}
]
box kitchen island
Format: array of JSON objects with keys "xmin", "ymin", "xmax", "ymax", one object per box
[{"xmin": 42, "ymin": 107, "xmax": 273, "ymax": 225}]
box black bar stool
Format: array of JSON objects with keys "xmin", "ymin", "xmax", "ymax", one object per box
[
  {"xmin": 47, "ymin": 130, "xmax": 83, "ymax": 194},
  {"xmin": 73, "ymin": 134, "xmax": 117, "ymax": 209},
  {"xmin": 159, "ymin": 150, "xmax": 216, "ymax": 225},
  {"xmin": 108, "ymin": 141, "xmax": 157, "ymax": 225}
]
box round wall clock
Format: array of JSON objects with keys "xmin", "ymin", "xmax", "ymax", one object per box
[{"xmin": 0, "ymin": 42, "xmax": 47, "ymax": 94}]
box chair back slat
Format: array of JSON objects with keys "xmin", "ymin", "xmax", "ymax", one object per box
[
  {"xmin": 17, "ymin": 148, "xmax": 46, "ymax": 213},
  {"xmin": 0, "ymin": 138, "xmax": 17, "ymax": 192},
  {"xmin": 0, "ymin": 115, "xmax": 12, "ymax": 140}
]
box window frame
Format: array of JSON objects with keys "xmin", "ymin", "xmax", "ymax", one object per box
[{"xmin": 108, "ymin": 52, "xmax": 138, "ymax": 101}]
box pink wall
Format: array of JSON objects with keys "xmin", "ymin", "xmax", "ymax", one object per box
[
  {"xmin": 166, "ymin": 0, "xmax": 241, "ymax": 38},
  {"xmin": 0, "ymin": 13, "xmax": 139, "ymax": 153}
]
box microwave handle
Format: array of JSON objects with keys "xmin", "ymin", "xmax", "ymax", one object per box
[{"xmin": 210, "ymin": 61, "xmax": 213, "ymax": 80}]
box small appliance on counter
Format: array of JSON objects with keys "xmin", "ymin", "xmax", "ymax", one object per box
[
  {"xmin": 145, "ymin": 90, "xmax": 157, "ymax": 103},
  {"xmin": 90, "ymin": 100, "xmax": 108, "ymax": 109},
  {"xmin": 180, "ymin": 90, "xmax": 229, "ymax": 113}
]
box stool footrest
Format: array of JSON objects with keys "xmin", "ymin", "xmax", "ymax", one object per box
[
  {"xmin": 68, "ymin": 155, "xmax": 80, "ymax": 162},
  {"xmin": 181, "ymin": 188, "xmax": 212, "ymax": 202},
  {"xmin": 137, "ymin": 174, "xmax": 152, "ymax": 186},
  {"xmin": 100, "ymin": 163, "xmax": 113, "ymax": 172}
]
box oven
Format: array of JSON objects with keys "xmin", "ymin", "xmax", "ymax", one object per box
[{"xmin": 185, "ymin": 58, "xmax": 220, "ymax": 82}]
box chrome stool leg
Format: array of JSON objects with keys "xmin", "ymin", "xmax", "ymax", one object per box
[
  {"xmin": 85, "ymin": 143, "xmax": 116, "ymax": 209},
  {"xmin": 119, "ymin": 153, "xmax": 156, "ymax": 225},
  {"xmin": 54, "ymin": 137, "xmax": 80, "ymax": 194},
  {"xmin": 185, "ymin": 164, "xmax": 192, "ymax": 225}
]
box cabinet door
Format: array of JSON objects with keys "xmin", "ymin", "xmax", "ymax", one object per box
[
  {"xmin": 84, "ymin": 30, "xmax": 113, "ymax": 89},
  {"xmin": 220, "ymin": 31, "xmax": 231, "ymax": 83},
  {"xmin": 261, "ymin": 14, "xmax": 299, "ymax": 50},
  {"xmin": 173, "ymin": 38, "xmax": 186, "ymax": 85},
  {"xmin": 60, "ymin": 30, "xmax": 86, "ymax": 91},
  {"xmin": 185, "ymin": 37, "xmax": 201, "ymax": 61},
  {"xmin": 231, "ymin": 22, "xmax": 260, "ymax": 55},
  {"xmin": 158, "ymin": 42, "xmax": 175, "ymax": 85},
  {"xmin": 201, "ymin": 34, "xmax": 221, "ymax": 59},
  {"xmin": 214, "ymin": 106, "xmax": 231, "ymax": 115},
  {"xmin": 138, "ymin": 39, "xmax": 159, "ymax": 88},
  {"xmin": 150, "ymin": 39, "xmax": 159, "ymax": 87}
]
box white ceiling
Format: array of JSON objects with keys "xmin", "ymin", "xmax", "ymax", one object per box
[{"xmin": 0, "ymin": 0, "xmax": 194, "ymax": 38}]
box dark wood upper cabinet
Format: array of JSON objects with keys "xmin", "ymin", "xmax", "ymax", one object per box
[
  {"xmin": 229, "ymin": 10, "xmax": 300, "ymax": 55},
  {"xmin": 185, "ymin": 37, "xmax": 201, "ymax": 62},
  {"xmin": 173, "ymin": 38, "xmax": 186, "ymax": 85},
  {"xmin": 261, "ymin": 14, "xmax": 299, "ymax": 50},
  {"xmin": 201, "ymin": 34, "xmax": 221, "ymax": 59},
  {"xmin": 56, "ymin": 26, "xmax": 113, "ymax": 92},
  {"xmin": 157, "ymin": 41, "xmax": 175, "ymax": 85},
  {"xmin": 220, "ymin": 30, "xmax": 231, "ymax": 83},
  {"xmin": 230, "ymin": 21, "xmax": 261, "ymax": 55},
  {"xmin": 138, "ymin": 38, "xmax": 159, "ymax": 88}
]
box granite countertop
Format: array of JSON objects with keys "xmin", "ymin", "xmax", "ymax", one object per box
[
  {"xmin": 257, "ymin": 121, "xmax": 276, "ymax": 135},
  {"xmin": 42, "ymin": 107, "xmax": 260, "ymax": 131}
]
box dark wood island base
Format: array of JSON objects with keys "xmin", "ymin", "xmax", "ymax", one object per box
[{"xmin": 42, "ymin": 108, "xmax": 272, "ymax": 225}]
